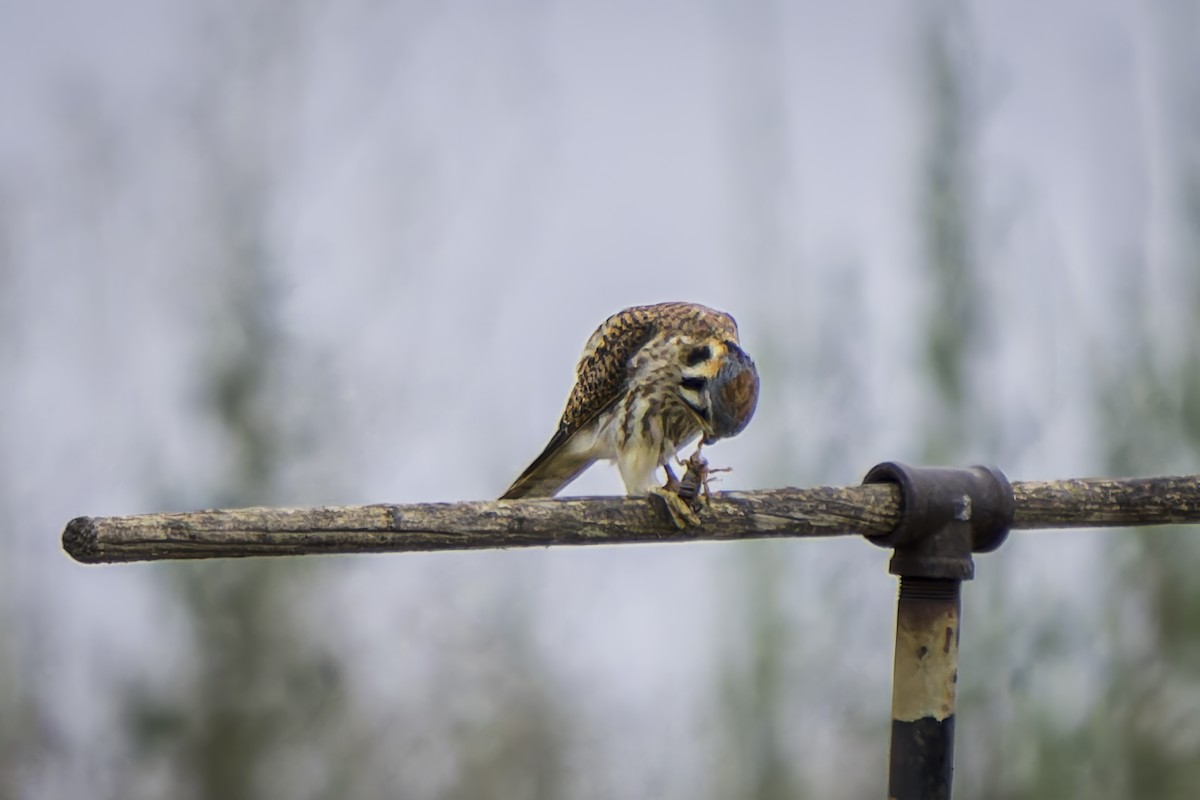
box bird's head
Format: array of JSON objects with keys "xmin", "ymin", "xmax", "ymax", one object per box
[
  {"xmin": 705, "ymin": 341, "xmax": 759, "ymax": 442},
  {"xmin": 677, "ymin": 339, "xmax": 760, "ymax": 443}
]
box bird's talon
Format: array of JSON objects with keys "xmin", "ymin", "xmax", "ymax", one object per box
[{"xmin": 648, "ymin": 486, "xmax": 702, "ymax": 529}]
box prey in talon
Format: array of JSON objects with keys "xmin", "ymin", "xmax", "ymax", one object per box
[
  {"xmin": 500, "ymin": 302, "xmax": 759, "ymax": 528},
  {"xmin": 677, "ymin": 450, "xmax": 731, "ymax": 509}
]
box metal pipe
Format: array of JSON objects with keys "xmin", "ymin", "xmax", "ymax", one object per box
[{"xmin": 887, "ymin": 576, "xmax": 961, "ymax": 800}]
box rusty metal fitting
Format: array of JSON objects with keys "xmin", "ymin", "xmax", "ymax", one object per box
[{"xmin": 862, "ymin": 462, "xmax": 1015, "ymax": 580}]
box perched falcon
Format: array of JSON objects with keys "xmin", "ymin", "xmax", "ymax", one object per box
[{"xmin": 501, "ymin": 302, "xmax": 759, "ymax": 523}]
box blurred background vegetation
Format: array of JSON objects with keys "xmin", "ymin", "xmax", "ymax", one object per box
[{"xmin": 3, "ymin": 0, "xmax": 1199, "ymax": 798}]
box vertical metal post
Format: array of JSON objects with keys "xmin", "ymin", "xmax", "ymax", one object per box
[
  {"xmin": 862, "ymin": 462, "xmax": 1014, "ymax": 800},
  {"xmin": 888, "ymin": 576, "xmax": 961, "ymax": 800}
]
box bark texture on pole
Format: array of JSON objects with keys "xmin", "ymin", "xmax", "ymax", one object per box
[
  {"xmin": 1011, "ymin": 475, "xmax": 1200, "ymax": 529},
  {"xmin": 60, "ymin": 473, "xmax": 1200, "ymax": 564},
  {"xmin": 61, "ymin": 484, "xmax": 901, "ymax": 564}
]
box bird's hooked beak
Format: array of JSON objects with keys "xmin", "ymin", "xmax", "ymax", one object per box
[{"xmin": 703, "ymin": 342, "xmax": 759, "ymax": 444}]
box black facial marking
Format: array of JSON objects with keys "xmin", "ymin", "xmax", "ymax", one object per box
[
  {"xmin": 686, "ymin": 345, "xmax": 712, "ymax": 366},
  {"xmin": 681, "ymin": 376, "xmax": 707, "ymax": 391}
]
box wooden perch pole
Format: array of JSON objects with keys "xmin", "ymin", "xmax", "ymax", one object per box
[
  {"xmin": 62, "ymin": 484, "xmax": 900, "ymax": 564},
  {"xmin": 61, "ymin": 474, "xmax": 1200, "ymax": 564}
]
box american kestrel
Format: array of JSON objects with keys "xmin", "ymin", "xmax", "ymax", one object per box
[{"xmin": 501, "ymin": 302, "xmax": 759, "ymax": 525}]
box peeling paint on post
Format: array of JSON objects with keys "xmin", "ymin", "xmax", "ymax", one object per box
[{"xmin": 888, "ymin": 576, "xmax": 960, "ymax": 800}]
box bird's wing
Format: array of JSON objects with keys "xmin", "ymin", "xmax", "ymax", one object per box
[
  {"xmin": 558, "ymin": 303, "xmax": 738, "ymax": 435},
  {"xmin": 500, "ymin": 307, "xmax": 661, "ymax": 499}
]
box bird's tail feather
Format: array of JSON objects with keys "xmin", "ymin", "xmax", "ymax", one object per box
[{"xmin": 500, "ymin": 444, "xmax": 594, "ymax": 499}]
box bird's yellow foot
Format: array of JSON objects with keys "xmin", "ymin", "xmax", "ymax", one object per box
[{"xmin": 648, "ymin": 484, "xmax": 702, "ymax": 529}]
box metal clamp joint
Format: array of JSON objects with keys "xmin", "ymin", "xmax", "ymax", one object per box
[{"xmin": 863, "ymin": 462, "xmax": 1014, "ymax": 580}]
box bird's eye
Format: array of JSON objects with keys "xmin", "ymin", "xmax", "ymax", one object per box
[
  {"xmin": 686, "ymin": 346, "xmax": 712, "ymax": 366},
  {"xmin": 681, "ymin": 376, "xmax": 707, "ymax": 391}
]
